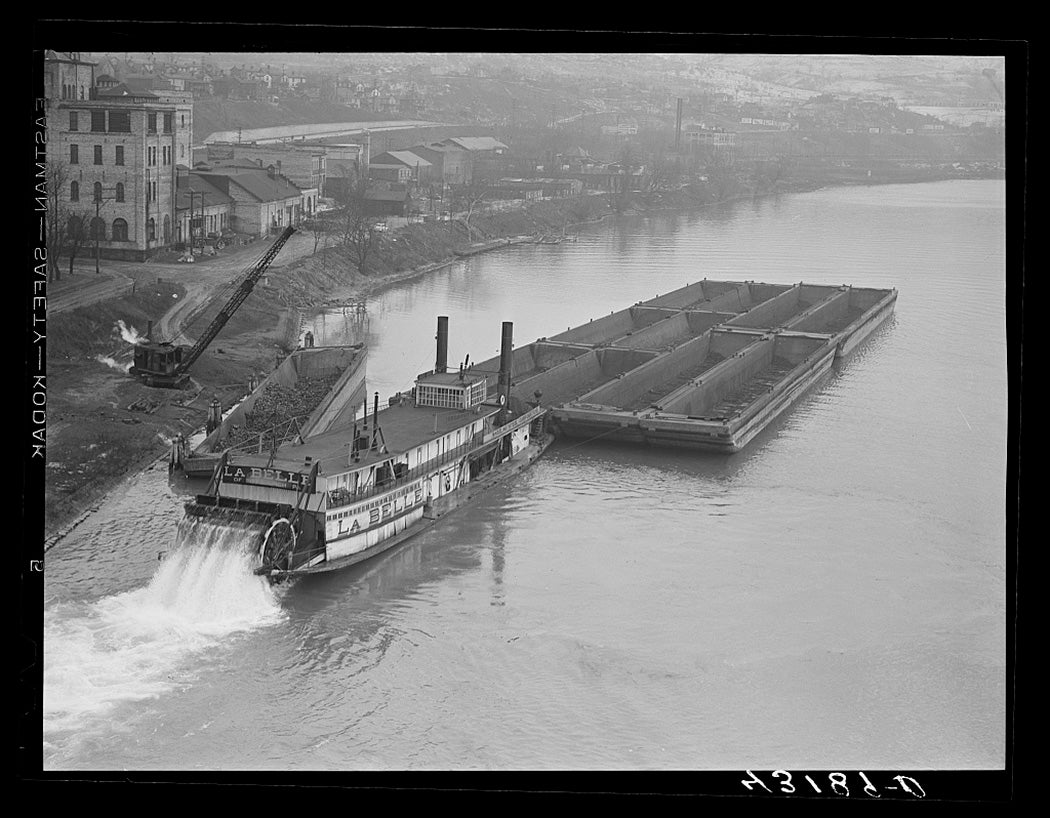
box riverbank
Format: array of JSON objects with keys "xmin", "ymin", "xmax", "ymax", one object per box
[{"xmin": 41, "ymin": 166, "xmax": 1001, "ymax": 540}]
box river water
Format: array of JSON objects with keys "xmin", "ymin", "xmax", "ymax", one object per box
[{"xmin": 42, "ymin": 180, "xmax": 1007, "ymax": 771}]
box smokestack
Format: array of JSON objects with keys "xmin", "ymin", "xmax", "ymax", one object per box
[
  {"xmin": 435, "ymin": 315, "xmax": 449, "ymax": 374},
  {"xmin": 371, "ymin": 392, "xmax": 380, "ymax": 449},
  {"xmin": 147, "ymin": 320, "xmax": 154, "ymax": 341},
  {"xmin": 498, "ymin": 321, "xmax": 513, "ymax": 422},
  {"xmin": 206, "ymin": 397, "xmax": 222, "ymax": 434}
]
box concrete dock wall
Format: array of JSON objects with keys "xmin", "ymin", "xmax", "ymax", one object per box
[{"xmin": 727, "ymin": 285, "xmax": 802, "ymax": 329}]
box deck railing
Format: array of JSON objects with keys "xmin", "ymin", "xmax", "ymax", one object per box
[{"xmin": 326, "ymin": 406, "xmax": 545, "ymax": 510}]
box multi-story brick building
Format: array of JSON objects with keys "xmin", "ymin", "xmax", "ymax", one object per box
[
  {"xmin": 44, "ymin": 52, "xmax": 194, "ymax": 260},
  {"xmin": 43, "ymin": 50, "xmax": 94, "ymax": 102}
]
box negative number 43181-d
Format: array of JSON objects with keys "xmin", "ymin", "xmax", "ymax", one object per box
[{"xmin": 742, "ymin": 770, "xmax": 925, "ymax": 798}]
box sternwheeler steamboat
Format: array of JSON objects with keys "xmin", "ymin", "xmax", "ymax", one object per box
[{"xmin": 185, "ymin": 318, "xmax": 550, "ymax": 581}]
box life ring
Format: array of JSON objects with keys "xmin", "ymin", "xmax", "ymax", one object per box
[{"xmin": 444, "ymin": 474, "xmax": 451, "ymax": 491}]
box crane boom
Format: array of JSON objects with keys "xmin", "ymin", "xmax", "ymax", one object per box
[{"xmin": 177, "ymin": 226, "xmax": 296, "ymax": 374}]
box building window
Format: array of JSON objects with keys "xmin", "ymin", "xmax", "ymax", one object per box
[
  {"xmin": 70, "ymin": 181, "xmax": 79, "ymax": 201},
  {"xmin": 94, "ymin": 145, "xmax": 102, "ymax": 165},
  {"xmin": 163, "ymin": 214, "xmax": 171, "ymax": 243},
  {"xmin": 147, "ymin": 113, "xmax": 157, "ymax": 133},
  {"xmin": 80, "ymin": 86, "xmax": 85, "ymax": 100},
  {"xmin": 115, "ymin": 145, "xmax": 124, "ymax": 166},
  {"xmin": 90, "ymin": 217, "xmax": 105, "ymax": 240},
  {"xmin": 109, "ymin": 110, "xmax": 131, "ymax": 132},
  {"xmin": 91, "ymin": 110, "xmax": 106, "ymax": 132},
  {"xmin": 67, "ymin": 215, "xmax": 83, "ymax": 240},
  {"xmin": 115, "ymin": 182, "xmax": 124, "ymax": 202},
  {"xmin": 70, "ymin": 144, "xmax": 78, "ymax": 164},
  {"xmin": 163, "ymin": 113, "xmax": 173, "ymax": 133},
  {"xmin": 147, "ymin": 217, "xmax": 156, "ymax": 241},
  {"xmin": 69, "ymin": 111, "xmax": 78, "ymax": 131},
  {"xmin": 181, "ymin": 114, "xmax": 185, "ymax": 126},
  {"xmin": 111, "ymin": 218, "xmax": 128, "ymax": 241},
  {"xmin": 180, "ymin": 144, "xmax": 185, "ymax": 158},
  {"xmin": 93, "ymin": 182, "xmax": 102, "ymax": 203}
]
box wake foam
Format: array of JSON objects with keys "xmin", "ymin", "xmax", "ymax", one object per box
[{"xmin": 44, "ymin": 516, "xmax": 284, "ymax": 737}]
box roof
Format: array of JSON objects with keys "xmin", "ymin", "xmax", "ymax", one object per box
[
  {"xmin": 372, "ymin": 150, "xmax": 432, "ymax": 168},
  {"xmin": 176, "ymin": 174, "xmax": 235, "ymax": 210},
  {"xmin": 95, "ymin": 83, "xmax": 158, "ymax": 99},
  {"xmin": 226, "ymin": 172, "xmax": 303, "ymax": 202},
  {"xmin": 230, "ymin": 401, "xmax": 502, "ymax": 475},
  {"xmin": 443, "ymin": 136, "xmax": 509, "ymax": 152},
  {"xmin": 44, "ymin": 50, "xmax": 96, "ymax": 65},
  {"xmin": 194, "ymin": 165, "xmax": 304, "ymax": 202}
]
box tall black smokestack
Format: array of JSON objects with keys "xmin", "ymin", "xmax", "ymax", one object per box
[
  {"xmin": 498, "ymin": 321, "xmax": 513, "ymax": 423},
  {"xmin": 372, "ymin": 392, "xmax": 380, "ymax": 449},
  {"xmin": 435, "ymin": 315, "xmax": 449, "ymax": 374}
]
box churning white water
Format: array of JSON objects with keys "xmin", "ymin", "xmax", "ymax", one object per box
[{"xmin": 43, "ymin": 517, "xmax": 285, "ymax": 740}]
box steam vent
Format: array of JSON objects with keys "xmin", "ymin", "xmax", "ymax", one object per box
[{"xmin": 474, "ymin": 280, "xmax": 897, "ymax": 452}]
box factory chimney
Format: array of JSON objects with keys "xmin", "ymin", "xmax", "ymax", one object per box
[{"xmin": 435, "ymin": 315, "xmax": 449, "ymax": 374}]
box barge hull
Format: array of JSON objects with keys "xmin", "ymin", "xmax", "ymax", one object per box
[{"xmin": 473, "ymin": 280, "xmax": 896, "ymax": 453}]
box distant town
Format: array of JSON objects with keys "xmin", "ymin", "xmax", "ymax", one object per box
[{"xmin": 41, "ymin": 50, "xmax": 1005, "ymax": 273}]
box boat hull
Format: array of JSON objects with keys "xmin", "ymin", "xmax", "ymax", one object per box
[{"xmin": 263, "ymin": 433, "xmax": 553, "ymax": 581}]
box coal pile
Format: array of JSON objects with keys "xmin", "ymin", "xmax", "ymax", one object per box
[{"xmin": 226, "ymin": 374, "xmax": 341, "ymax": 450}]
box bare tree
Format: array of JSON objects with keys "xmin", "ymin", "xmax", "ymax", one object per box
[
  {"xmin": 451, "ymin": 178, "xmax": 490, "ymax": 242},
  {"xmin": 335, "ymin": 177, "xmax": 381, "ymax": 276},
  {"xmin": 44, "ymin": 159, "xmax": 75, "ymax": 281},
  {"xmin": 64, "ymin": 212, "xmax": 93, "ymax": 277}
]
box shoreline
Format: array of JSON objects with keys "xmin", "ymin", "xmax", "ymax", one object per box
[{"xmin": 42, "ymin": 171, "xmax": 1002, "ymax": 545}]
